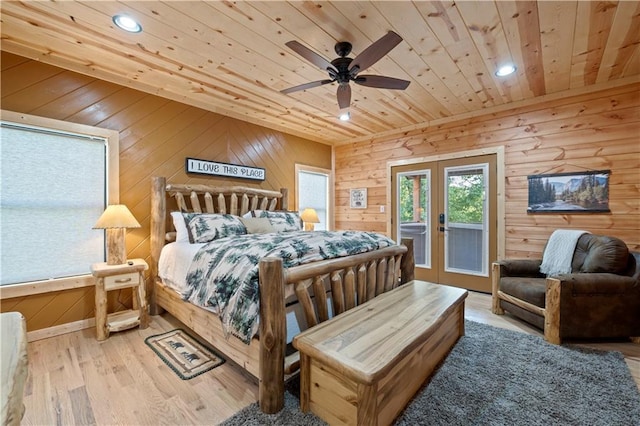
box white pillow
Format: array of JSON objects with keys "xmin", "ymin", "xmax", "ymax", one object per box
[
  {"xmin": 170, "ymin": 211, "xmax": 190, "ymax": 243},
  {"xmin": 240, "ymin": 217, "xmax": 274, "ymax": 234},
  {"xmin": 242, "ymin": 210, "xmax": 263, "ymax": 218}
]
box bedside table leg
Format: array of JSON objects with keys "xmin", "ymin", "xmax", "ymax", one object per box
[
  {"xmin": 137, "ymin": 272, "xmax": 149, "ymax": 329},
  {"xmin": 95, "ymin": 279, "xmax": 108, "ymax": 341}
]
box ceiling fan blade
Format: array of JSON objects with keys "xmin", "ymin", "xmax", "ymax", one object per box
[
  {"xmin": 285, "ymin": 41, "xmax": 337, "ymax": 73},
  {"xmin": 281, "ymin": 79, "xmax": 333, "ymax": 94},
  {"xmin": 337, "ymin": 84, "xmax": 351, "ymax": 109},
  {"xmin": 349, "ymin": 31, "xmax": 403, "ymax": 76},
  {"xmin": 354, "ymin": 75, "xmax": 410, "ymax": 90}
]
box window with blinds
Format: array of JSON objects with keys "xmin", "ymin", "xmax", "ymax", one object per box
[
  {"xmin": 296, "ymin": 166, "xmax": 332, "ymax": 231},
  {"xmin": 0, "ymin": 118, "xmax": 113, "ymax": 286}
]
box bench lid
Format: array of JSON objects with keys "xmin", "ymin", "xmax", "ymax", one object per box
[{"xmin": 293, "ymin": 280, "xmax": 467, "ymax": 385}]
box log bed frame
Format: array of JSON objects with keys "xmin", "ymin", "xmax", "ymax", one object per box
[{"xmin": 149, "ymin": 176, "xmax": 415, "ymax": 413}]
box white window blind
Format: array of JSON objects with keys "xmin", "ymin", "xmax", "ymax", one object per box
[
  {"xmin": 298, "ymin": 170, "xmax": 329, "ymax": 231},
  {"xmin": 0, "ymin": 123, "xmax": 106, "ymax": 285}
]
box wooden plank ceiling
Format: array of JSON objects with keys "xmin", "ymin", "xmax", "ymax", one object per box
[{"xmin": 1, "ymin": 1, "xmax": 639, "ymax": 144}]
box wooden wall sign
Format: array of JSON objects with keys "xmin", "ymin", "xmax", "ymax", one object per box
[{"xmin": 186, "ymin": 157, "xmax": 265, "ymax": 181}]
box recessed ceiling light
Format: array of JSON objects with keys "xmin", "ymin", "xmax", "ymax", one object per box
[
  {"xmin": 112, "ymin": 15, "xmax": 142, "ymax": 33},
  {"xmin": 339, "ymin": 111, "xmax": 350, "ymax": 121},
  {"xmin": 495, "ymin": 64, "xmax": 516, "ymax": 77}
]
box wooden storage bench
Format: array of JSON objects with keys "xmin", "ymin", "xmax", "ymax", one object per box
[{"xmin": 292, "ymin": 280, "xmax": 467, "ymax": 426}]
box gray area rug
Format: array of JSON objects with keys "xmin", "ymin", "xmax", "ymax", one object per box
[{"xmin": 220, "ymin": 321, "xmax": 640, "ymax": 426}]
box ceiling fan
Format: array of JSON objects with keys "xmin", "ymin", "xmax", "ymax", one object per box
[{"xmin": 281, "ymin": 31, "xmax": 410, "ymax": 111}]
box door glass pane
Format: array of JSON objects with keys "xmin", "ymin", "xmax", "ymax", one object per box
[
  {"xmin": 444, "ymin": 164, "xmax": 488, "ymax": 276},
  {"xmin": 397, "ymin": 171, "xmax": 430, "ymax": 268}
]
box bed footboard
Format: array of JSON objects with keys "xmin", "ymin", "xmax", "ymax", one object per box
[{"xmin": 258, "ymin": 238, "xmax": 414, "ymax": 413}]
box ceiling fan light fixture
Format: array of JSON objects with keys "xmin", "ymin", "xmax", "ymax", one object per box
[
  {"xmin": 112, "ymin": 15, "xmax": 142, "ymax": 33},
  {"xmin": 339, "ymin": 110, "xmax": 351, "ymax": 121},
  {"xmin": 495, "ymin": 64, "xmax": 516, "ymax": 77},
  {"xmin": 282, "ymin": 32, "xmax": 409, "ymax": 111}
]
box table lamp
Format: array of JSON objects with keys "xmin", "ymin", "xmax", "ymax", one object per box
[
  {"xmin": 300, "ymin": 208, "xmax": 320, "ymax": 231},
  {"xmin": 93, "ymin": 204, "xmax": 141, "ymax": 265}
]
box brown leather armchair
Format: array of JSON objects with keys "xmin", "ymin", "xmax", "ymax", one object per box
[{"xmin": 492, "ymin": 234, "xmax": 640, "ymax": 344}]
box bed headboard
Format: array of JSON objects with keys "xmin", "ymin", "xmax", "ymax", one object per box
[{"xmin": 149, "ymin": 176, "xmax": 288, "ymax": 310}]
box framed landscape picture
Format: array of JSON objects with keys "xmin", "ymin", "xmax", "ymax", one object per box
[
  {"xmin": 350, "ymin": 188, "xmax": 367, "ymax": 209},
  {"xmin": 527, "ymin": 170, "xmax": 610, "ymax": 213}
]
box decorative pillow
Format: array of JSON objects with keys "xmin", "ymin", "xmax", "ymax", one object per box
[
  {"xmin": 257, "ymin": 210, "xmax": 303, "ymax": 232},
  {"xmin": 240, "ymin": 217, "xmax": 274, "ymax": 234},
  {"xmin": 170, "ymin": 211, "xmax": 190, "ymax": 243},
  {"xmin": 183, "ymin": 213, "xmax": 247, "ymax": 243}
]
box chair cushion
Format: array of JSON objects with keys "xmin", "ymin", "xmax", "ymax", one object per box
[
  {"xmin": 572, "ymin": 234, "xmax": 629, "ymax": 274},
  {"xmin": 500, "ymin": 277, "xmax": 546, "ymax": 308}
]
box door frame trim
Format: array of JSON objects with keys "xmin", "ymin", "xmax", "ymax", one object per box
[{"xmin": 387, "ymin": 146, "xmax": 506, "ymax": 260}]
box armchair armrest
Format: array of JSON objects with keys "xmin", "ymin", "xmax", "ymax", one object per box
[
  {"xmin": 545, "ymin": 273, "xmax": 640, "ymax": 344},
  {"xmin": 491, "ymin": 259, "xmax": 544, "ymax": 315},
  {"xmin": 555, "ymin": 273, "xmax": 640, "ymax": 295},
  {"xmin": 494, "ymin": 259, "xmax": 544, "ymax": 278}
]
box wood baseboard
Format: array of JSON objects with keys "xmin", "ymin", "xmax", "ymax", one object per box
[{"xmin": 27, "ymin": 318, "xmax": 96, "ymax": 342}]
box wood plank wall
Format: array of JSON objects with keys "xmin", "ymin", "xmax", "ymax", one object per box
[
  {"xmin": 0, "ymin": 51, "xmax": 332, "ymax": 332},
  {"xmin": 334, "ymin": 82, "xmax": 640, "ymax": 258}
]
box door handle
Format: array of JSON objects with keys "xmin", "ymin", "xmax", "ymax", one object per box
[{"xmin": 439, "ymin": 213, "xmax": 446, "ymax": 232}]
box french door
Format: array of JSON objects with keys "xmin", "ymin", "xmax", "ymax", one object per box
[{"xmin": 391, "ymin": 155, "xmax": 497, "ymax": 292}]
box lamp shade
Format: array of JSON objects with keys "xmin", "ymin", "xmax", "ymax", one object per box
[
  {"xmin": 300, "ymin": 208, "xmax": 320, "ymax": 224},
  {"xmin": 93, "ymin": 204, "xmax": 141, "ymax": 229}
]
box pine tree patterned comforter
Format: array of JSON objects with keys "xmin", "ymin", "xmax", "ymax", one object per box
[{"xmin": 183, "ymin": 230, "xmax": 395, "ymax": 343}]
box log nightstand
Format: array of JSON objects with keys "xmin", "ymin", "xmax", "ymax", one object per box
[{"xmin": 90, "ymin": 259, "xmax": 149, "ymax": 341}]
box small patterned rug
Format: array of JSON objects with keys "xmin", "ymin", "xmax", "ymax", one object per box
[{"xmin": 145, "ymin": 329, "xmax": 225, "ymax": 380}]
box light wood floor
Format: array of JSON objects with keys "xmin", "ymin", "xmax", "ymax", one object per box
[{"xmin": 21, "ymin": 291, "xmax": 640, "ymax": 425}]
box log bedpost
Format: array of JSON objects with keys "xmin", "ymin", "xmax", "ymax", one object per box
[
  {"xmin": 258, "ymin": 257, "xmax": 286, "ymax": 413},
  {"xmin": 400, "ymin": 237, "xmax": 415, "ymax": 283},
  {"xmin": 150, "ymin": 176, "xmax": 166, "ymax": 316},
  {"xmin": 280, "ymin": 188, "xmax": 289, "ymax": 210}
]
